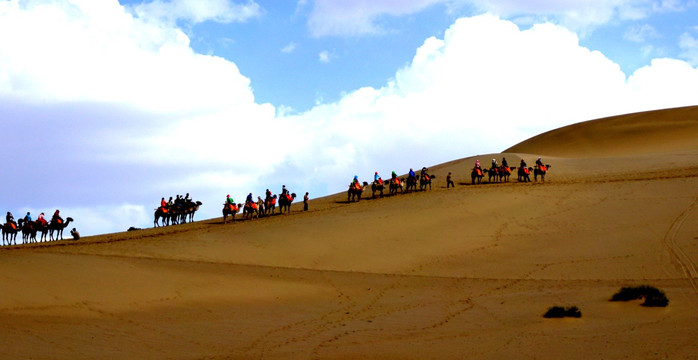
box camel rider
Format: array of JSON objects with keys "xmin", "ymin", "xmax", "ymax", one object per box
[
  {"xmin": 491, "ymin": 158, "xmax": 498, "ymax": 169},
  {"xmin": 246, "ymin": 193, "xmax": 253, "ymax": 205},
  {"xmin": 24, "ymin": 212, "xmax": 32, "ymax": 223},
  {"xmin": 52, "ymin": 209, "xmax": 63, "ymax": 224},
  {"xmin": 474, "ymin": 160, "xmax": 481, "ymax": 170},
  {"xmin": 38, "ymin": 212, "xmax": 47, "ymax": 226},
  {"xmin": 421, "ymin": 167, "xmax": 428, "ymax": 177},
  {"xmin": 265, "ymin": 189, "xmax": 272, "ymax": 200},
  {"xmin": 536, "ymin": 157, "xmax": 543, "ymax": 168},
  {"xmin": 6, "ymin": 212, "xmax": 16, "ymax": 226},
  {"xmin": 408, "ymin": 168, "xmax": 415, "ymax": 179},
  {"xmin": 391, "ymin": 171, "xmax": 397, "ymax": 180},
  {"xmin": 184, "ymin": 193, "xmax": 191, "ymax": 202},
  {"xmin": 520, "ymin": 159, "xmax": 527, "ymax": 168},
  {"xmin": 168, "ymin": 196, "xmax": 174, "ymax": 206},
  {"xmin": 226, "ymin": 194, "xmax": 234, "ymax": 205},
  {"xmin": 161, "ymin": 197, "xmax": 167, "ymax": 208},
  {"xmin": 281, "ymin": 185, "xmax": 288, "ymax": 196},
  {"xmin": 502, "ymin": 157, "xmax": 508, "ymax": 168},
  {"xmin": 374, "ymin": 172, "xmax": 380, "ymax": 182}
]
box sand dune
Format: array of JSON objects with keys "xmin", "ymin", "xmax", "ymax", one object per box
[{"xmin": 1, "ymin": 107, "xmax": 697, "ymax": 359}]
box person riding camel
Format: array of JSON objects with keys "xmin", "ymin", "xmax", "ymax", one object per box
[
  {"xmin": 502, "ymin": 157, "xmax": 508, "ymax": 168},
  {"xmin": 536, "ymin": 157, "xmax": 544, "ymax": 167},
  {"xmin": 24, "ymin": 212, "xmax": 32, "ymax": 223},
  {"xmin": 281, "ymin": 185, "xmax": 288, "ymax": 197},
  {"xmin": 161, "ymin": 197, "xmax": 167, "ymax": 208},
  {"xmin": 246, "ymin": 193, "xmax": 253, "ymax": 205},
  {"xmin": 473, "ymin": 160, "xmax": 483, "ymax": 176},
  {"xmin": 374, "ymin": 172, "xmax": 383, "ymax": 185},
  {"xmin": 37, "ymin": 212, "xmax": 47, "ymax": 226},
  {"xmin": 520, "ymin": 159, "xmax": 527, "ymax": 168},
  {"xmin": 265, "ymin": 189, "xmax": 272, "ymax": 200},
  {"xmin": 491, "ymin": 158, "xmax": 498, "ymax": 169},
  {"xmin": 226, "ymin": 194, "xmax": 235, "ymax": 206},
  {"xmin": 391, "ymin": 171, "xmax": 397, "ymax": 180},
  {"xmin": 421, "ymin": 167, "xmax": 428, "ymax": 177},
  {"xmin": 184, "ymin": 193, "xmax": 191, "ymax": 203},
  {"xmin": 6, "ymin": 212, "xmax": 16, "ymax": 227},
  {"xmin": 168, "ymin": 196, "xmax": 174, "ymax": 207},
  {"xmin": 408, "ymin": 168, "xmax": 415, "ymax": 179},
  {"xmin": 52, "ymin": 209, "xmax": 63, "ymax": 224}
]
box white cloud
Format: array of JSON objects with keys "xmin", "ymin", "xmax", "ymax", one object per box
[
  {"xmin": 624, "ymin": 24, "xmax": 660, "ymax": 42},
  {"xmin": 281, "ymin": 41, "xmax": 297, "ymax": 53},
  {"xmin": 679, "ymin": 29, "xmax": 698, "ymax": 66},
  {"xmin": 307, "ymin": 0, "xmax": 442, "ymax": 37},
  {"xmin": 305, "ymin": 0, "xmax": 688, "ymax": 38},
  {"xmin": 318, "ymin": 50, "xmax": 331, "ymax": 63},
  {"xmin": 132, "ymin": 0, "xmax": 263, "ymax": 25}
]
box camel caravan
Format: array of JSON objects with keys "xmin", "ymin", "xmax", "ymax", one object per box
[
  {"xmin": 154, "ymin": 194, "xmax": 203, "ymax": 227},
  {"xmin": 2, "ymin": 210, "xmax": 74, "ymax": 246},
  {"xmin": 351, "ymin": 157, "xmax": 551, "ymax": 203},
  {"xmin": 223, "ymin": 186, "xmax": 297, "ymax": 224}
]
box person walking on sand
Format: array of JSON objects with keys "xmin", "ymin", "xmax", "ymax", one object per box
[
  {"xmin": 303, "ymin": 192, "xmax": 309, "ymax": 211},
  {"xmin": 447, "ymin": 172, "xmax": 455, "ymax": 188}
]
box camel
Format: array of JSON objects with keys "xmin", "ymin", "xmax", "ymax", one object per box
[
  {"xmin": 534, "ymin": 164, "xmax": 551, "ymax": 182},
  {"xmin": 265, "ymin": 195, "xmax": 277, "ymax": 215},
  {"xmin": 180, "ymin": 200, "xmax": 203, "ymax": 223},
  {"xmin": 487, "ymin": 167, "xmax": 500, "ymax": 183},
  {"xmin": 153, "ymin": 206, "xmax": 172, "ymax": 227},
  {"xmin": 49, "ymin": 217, "xmax": 73, "ymax": 241},
  {"xmin": 389, "ymin": 178, "xmax": 403, "ymax": 195},
  {"xmin": 471, "ymin": 168, "xmax": 484, "ymax": 184},
  {"xmin": 371, "ymin": 181, "xmax": 385, "ymax": 198},
  {"xmin": 405, "ymin": 176, "xmax": 418, "ymax": 192},
  {"xmin": 19, "ymin": 219, "xmax": 36, "ymax": 244},
  {"xmin": 2, "ymin": 221, "xmax": 20, "ymax": 246},
  {"xmin": 243, "ymin": 201, "xmax": 259, "ymax": 220},
  {"xmin": 279, "ymin": 193, "xmax": 297, "ymax": 213},
  {"xmin": 222, "ymin": 203, "xmax": 239, "ymax": 224},
  {"xmin": 419, "ymin": 174, "xmax": 435, "ymax": 190},
  {"xmin": 518, "ymin": 166, "xmax": 532, "ymax": 182},
  {"xmin": 499, "ymin": 166, "xmax": 512, "ymax": 182},
  {"xmin": 347, "ymin": 183, "xmax": 366, "ymax": 202}
]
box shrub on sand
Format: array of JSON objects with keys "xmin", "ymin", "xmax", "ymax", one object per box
[
  {"xmin": 543, "ymin": 306, "xmax": 582, "ymax": 318},
  {"xmin": 610, "ymin": 285, "xmax": 669, "ymax": 307}
]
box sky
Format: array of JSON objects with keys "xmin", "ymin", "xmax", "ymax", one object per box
[{"xmin": 1, "ymin": 0, "xmax": 698, "ymax": 238}]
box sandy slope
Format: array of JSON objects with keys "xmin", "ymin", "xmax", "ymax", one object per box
[{"xmin": 1, "ymin": 107, "xmax": 697, "ymax": 359}]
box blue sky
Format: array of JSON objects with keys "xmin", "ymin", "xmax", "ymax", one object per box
[{"xmin": 1, "ymin": 0, "xmax": 698, "ymax": 237}]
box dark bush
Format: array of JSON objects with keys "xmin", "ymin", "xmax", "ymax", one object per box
[
  {"xmin": 610, "ymin": 285, "xmax": 669, "ymax": 307},
  {"xmin": 543, "ymin": 306, "xmax": 582, "ymax": 318}
]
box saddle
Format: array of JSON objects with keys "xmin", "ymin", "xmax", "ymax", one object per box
[
  {"xmin": 352, "ymin": 183, "xmax": 361, "ymax": 190},
  {"xmin": 159, "ymin": 206, "xmax": 169, "ymax": 214},
  {"xmin": 423, "ymin": 175, "xmax": 430, "ymax": 181},
  {"xmin": 474, "ymin": 169, "xmax": 482, "ymax": 176},
  {"xmin": 523, "ymin": 168, "xmax": 530, "ymax": 174},
  {"xmin": 538, "ymin": 165, "xmax": 547, "ymax": 172},
  {"xmin": 227, "ymin": 203, "xmax": 238, "ymax": 212}
]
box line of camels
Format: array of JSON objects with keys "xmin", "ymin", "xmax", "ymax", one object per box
[
  {"xmin": 153, "ymin": 200, "xmax": 203, "ymax": 227},
  {"xmin": 222, "ymin": 193, "xmax": 296, "ymax": 224},
  {"xmin": 2, "ymin": 217, "xmax": 74, "ymax": 246},
  {"xmin": 349, "ymin": 163, "xmax": 551, "ymax": 202}
]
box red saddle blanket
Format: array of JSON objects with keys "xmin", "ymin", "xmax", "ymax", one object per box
[{"xmin": 539, "ymin": 165, "xmax": 547, "ymax": 172}]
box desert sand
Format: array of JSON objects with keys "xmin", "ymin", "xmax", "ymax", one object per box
[{"xmin": 1, "ymin": 106, "xmax": 697, "ymax": 359}]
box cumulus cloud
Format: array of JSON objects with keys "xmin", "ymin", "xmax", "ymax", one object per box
[{"xmin": 131, "ymin": 0, "xmax": 263, "ymax": 25}]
